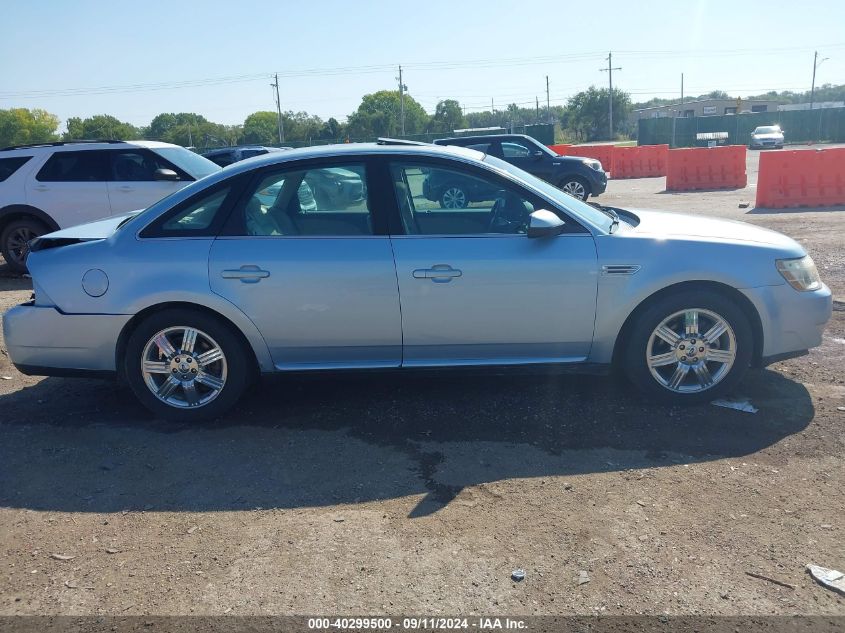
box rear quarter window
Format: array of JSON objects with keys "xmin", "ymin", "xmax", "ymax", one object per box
[{"xmin": 0, "ymin": 156, "xmax": 32, "ymax": 182}]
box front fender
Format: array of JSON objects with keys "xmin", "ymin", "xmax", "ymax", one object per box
[{"xmin": 589, "ymin": 234, "xmax": 792, "ymax": 363}]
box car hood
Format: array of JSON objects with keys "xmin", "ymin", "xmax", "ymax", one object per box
[
  {"xmin": 553, "ymin": 155, "xmax": 591, "ymax": 165},
  {"xmin": 29, "ymin": 211, "xmax": 142, "ymax": 251},
  {"xmin": 625, "ymin": 209, "xmax": 802, "ymax": 250}
]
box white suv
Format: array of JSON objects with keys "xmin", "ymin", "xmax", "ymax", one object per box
[{"xmin": 0, "ymin": 140, "xmax": 220, "ymax": 272}]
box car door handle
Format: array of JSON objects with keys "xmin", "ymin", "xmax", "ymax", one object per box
[
  {"xmin": 33, "ymin": 185, "xmax": 49, "ymax": 192},
  {"xmin": 221, "ymin": 265, "xmax": 270, "ymax": 283},
  {"xmin": 413, "ymin": 264, "xmax": 462, "ymax": 283},
  {"xmin": 117, "ymin": 185, "xmax": 135, "ymax": 192}
]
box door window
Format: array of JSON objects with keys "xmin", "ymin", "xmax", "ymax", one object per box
[
  {"xmin": 36, "ymin": 150, "xmax": 109, "ymax": 182},
  {"xmin": 391, "ymin": 162, "xmax": 537, "ymax": 236},
  {"xmin": 501, "ymin": 141, "xmax": 534, "ymax": 158},
  {"xmin": 237, "ymin": 163, "xmax": 371, "ymax": 236},
  {"xmin": 108, "ymin": 150, "xmax": 174, "ymax": 181}
]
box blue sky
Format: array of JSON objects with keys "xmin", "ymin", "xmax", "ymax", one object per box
[{"xmin": 2, "ymin": 0, "xmax": 843, "ymax": 130}]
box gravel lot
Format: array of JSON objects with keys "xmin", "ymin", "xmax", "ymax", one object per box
[{"xmin": 1, "ymin": 146, "xmax": 844, "ymax": 617}]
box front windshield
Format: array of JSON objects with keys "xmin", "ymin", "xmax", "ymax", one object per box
[
  {"xmin": 155, "ymin": 147, "xmax": 221, "ymax": 179},
  {"xmin": 754, "ymin": 126, "xmax": 780, "ymax": 134},
  {"xmin": 482, "ymin": 154, "xmax": 614, "ymax": 232}
]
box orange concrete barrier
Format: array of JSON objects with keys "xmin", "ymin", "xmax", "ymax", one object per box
[
  {"xmin": 566, "ymin": 145, "xmax": 614, "ymax": 173},
  {"xmin": 666, "ymin": 145, "xmax": 747, "ymax": 191},
  {"xmin": 756, "ymin": 148, "xmax": 845, "ymax": 208},
  {"xmin": 612, "ymin": 145, "xmax": 669, "ymax": 179}
]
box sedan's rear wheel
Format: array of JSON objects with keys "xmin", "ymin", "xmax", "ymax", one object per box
[
  {"xmin": 124, "ymin": 309, "xmax": 250, "ymax": 421},
  {"xmin": 623, "ymin": 290, "xmax": 753, "ymax": 404},
  {"xmin": 439, "ymin": 185, "xmax": 468, "ymax": 209}
]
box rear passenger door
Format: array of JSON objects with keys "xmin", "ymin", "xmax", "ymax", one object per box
[
  {"xmin": 106, "ymin": 149, "xmax": 187, "ymax": 214},
  {"xmin": 28, "ymin": 150, "xmax": 110, "ymax": 228},
  {"xmin": 208, "ymin": 159, "xmax": 402, "ymax": 369}
]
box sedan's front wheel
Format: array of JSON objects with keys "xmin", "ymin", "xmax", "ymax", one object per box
[
  {"xmin": 623, "ymin": 291, "xmax": 753, "ymax": 404},
  {"xmin": 124, "ymin": 309, "xmax": 251, "ymax": 421}
]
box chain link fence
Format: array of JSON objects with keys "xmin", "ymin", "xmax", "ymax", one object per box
[{"xmin": 638, "ymin": 108, "xmax": 845, "ymax": 147}]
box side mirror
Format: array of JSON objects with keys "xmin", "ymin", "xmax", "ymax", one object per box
[
  {"xmin": 527, "ymin": 209, "xmax": 565, "ymax": 238},
  {"xmin": 153, "ymin": 168, "xmax": 180, "ymax": 181}
]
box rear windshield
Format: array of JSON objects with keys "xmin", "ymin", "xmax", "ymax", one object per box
[
  {"xmin": 0, "ymin": 156, "xmax": 32, "ymax": 182},
  {"xmin": 153, "ymin": 147, "xmax": 220, "ymax": 179}
]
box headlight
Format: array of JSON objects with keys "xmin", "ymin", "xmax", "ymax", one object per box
[
  {"xmin": 776, "ymin": 255, "xmax": 821, "ymax": 291},
  {"xmin": 583, "ymin": 159, "xmax": 603, "ymax": 171}
]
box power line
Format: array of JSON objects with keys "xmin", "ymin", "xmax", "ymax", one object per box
[{"xmin": 5, "ymin": 42, "xmax": 842, "ymax": 100}]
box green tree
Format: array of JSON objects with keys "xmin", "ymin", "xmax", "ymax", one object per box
[
  {"xmin": 63, "ymin": 114, "xmax": 138, "ymax": 140},
  {"xmin": 566, "ymin": 86, "xmax": 631, "ymax": 141},
  {"xmin": 141, "ymin": 112, "xmax": 226, "ymax": 148},
  {"xmin": 0, "ymin": 108, "xmax": 60, "ymax": 147},
  {"xmin": 319, "ymin": 117, "xmax": 345, "ymax": 141},
  {"xmin": 242, "ymin": 111, "xmax": 280, "ymax": 145},
  {"xmin": 145, "ymin": 113, "xmax": 179, "ymax": 140},
  {"xmin": 429, "ymin": 99, "xmax": 465, "ymax": 133},
  {"xmin": 346, "ymin": 90, "xmax": 429, "ymax": 139}
]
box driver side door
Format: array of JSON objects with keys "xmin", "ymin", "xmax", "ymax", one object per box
[{"xmin": 388, "ymin": 159, "xmax": 598, "ymax": 366}]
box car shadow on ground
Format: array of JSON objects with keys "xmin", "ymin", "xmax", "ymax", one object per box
[
  {"xmin": 0, "ymin": 368, "xmax": 813, "ymax": 517},
  {"xmin": 747, "ymin": 205, "xmax": 845, "ymax": 214}
]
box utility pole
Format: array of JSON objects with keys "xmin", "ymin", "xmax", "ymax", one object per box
[
  {"xmin": 536, "ymin": 96, "xmax": 540, "ymax": 123},
  {"xmin": 491, "ymin": 97, "xmax": 494, "ymax": 114},
  {"xmin": 271, "ymin": 73, "xmax": 284, "ymax": 143},
  {"xmin": 810, "ymin": 51, "xmax": 818, "ymax": 111},
  {"xmin": 397, "ymin": 65, "xmax": 406, "ymax": 135},
  {"xmin": 599, "ymin": 52, "xmax": 622, "ymax": 140},
  {"xmin": 545, "ymin": 75, "xmax": 551, "ymax": 123}
]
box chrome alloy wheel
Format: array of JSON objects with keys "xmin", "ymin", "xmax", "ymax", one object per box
[
  {"xmin": 441, "ymin": 187, "xmax": 467, "ymax": 208},
  {"xmin": 646, "ymin": 308, "xmax": 736, "ymax": 393},
  {"xmin": 141, "ymin": 326, "xmax": 228, "ymax": 408},
  {"xmin": 561, "ymin": 180, "xmax": 586, "ymax": 200}
]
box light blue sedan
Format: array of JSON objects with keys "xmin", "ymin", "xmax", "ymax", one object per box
[{"xmin": 3, "ymin": 141, "xmax": 832, "ymax": 421}]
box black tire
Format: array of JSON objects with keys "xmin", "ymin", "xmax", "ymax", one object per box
[
  {"xmin": 622, "ymin": 290, "xmax": 753, "ymax": 404},
  {"xmin": 123, "ymin": 308, "xmax": 252, "ymax": 422},
  {"xmin": 559, "ymin": 176, "xmax": 591, "ymax": 201},
  {"xmin": 439, "ymin": 184, "xmax": 469, "ymax": 209},
  {"xmin": 1, "ymin": 218, "xmax": 47, "ymax": 274}
]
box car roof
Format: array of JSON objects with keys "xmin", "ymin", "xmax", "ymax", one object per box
[
  {"xmin": 214, "ymin": 142, "xmax": 486, "ymax": 177},
  {"xmin": 0, "ymin": 139, "xmax": 180, "ymax": 153},
  {"xmin": 434, "ymin": 134, "xmax": 536, "ymax": 145}
]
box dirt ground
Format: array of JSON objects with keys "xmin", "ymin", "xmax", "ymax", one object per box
[{"xmin": 1, "ymin": 146, "xmax": 844, "ymax": 618}]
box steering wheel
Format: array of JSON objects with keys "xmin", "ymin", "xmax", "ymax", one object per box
[{"xmin": 487, "ymin": 195, "xmax": 506, "ymax": 232}]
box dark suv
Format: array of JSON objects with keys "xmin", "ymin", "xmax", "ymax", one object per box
[
  {"xmin": 429, "ymin": 134, "xmax": 606, "ymax": 205},
  {"xmin": 202, "ymin": 146, "xmax": 288, "ymax": 167}
]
